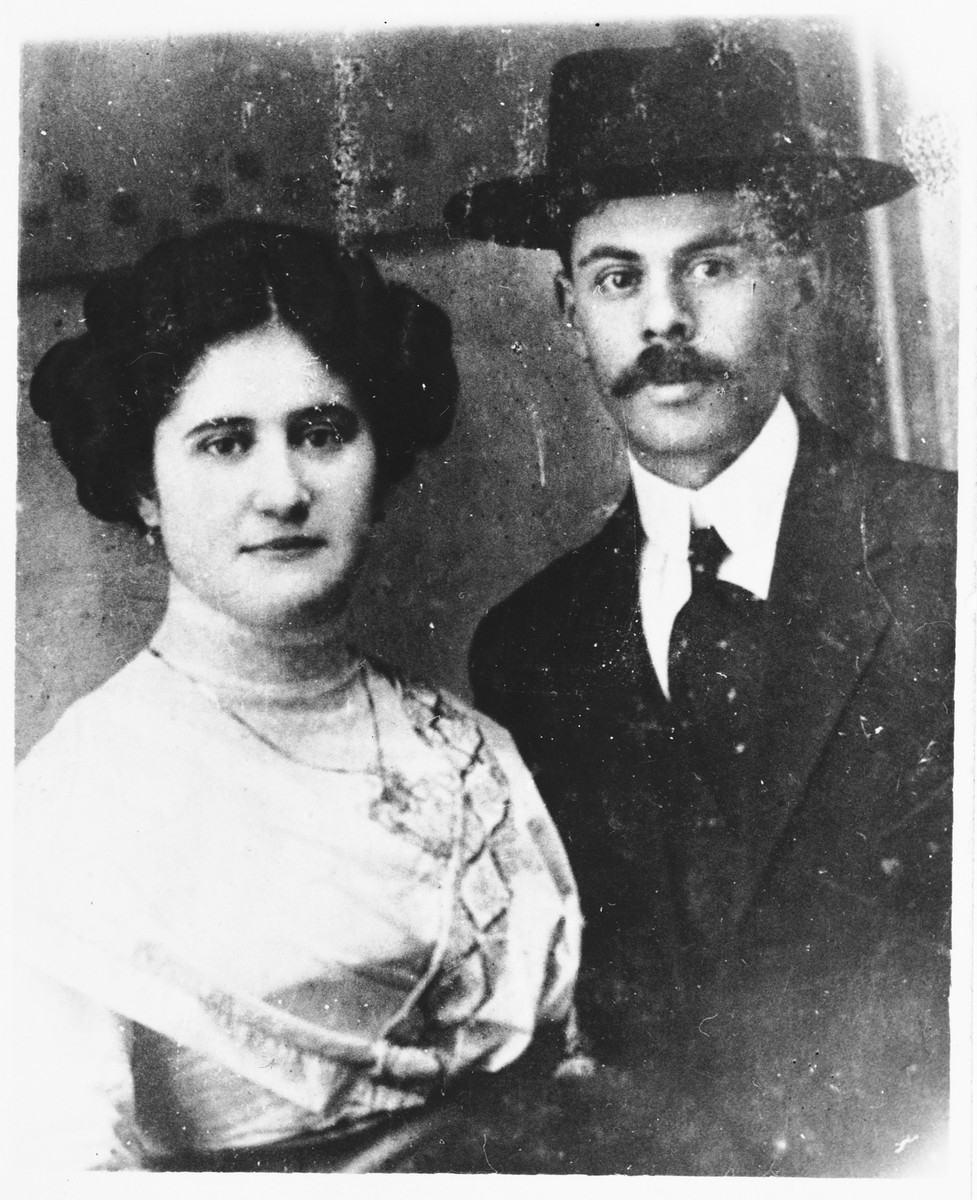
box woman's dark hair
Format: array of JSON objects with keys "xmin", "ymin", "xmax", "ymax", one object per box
[{"xmin": 30, "ymin": 220, "xmax": 459, "ymax": 527}]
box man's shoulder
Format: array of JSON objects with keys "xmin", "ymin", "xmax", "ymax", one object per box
[
  {"xmin": 468, "ymin": 505, "xmax": 640, "ymax": 722},
  {"xmin": 801, "ymin": 414, "xmax": 956, "ymax": 545},
  {"xmin": 473, "ymin": 496, "xmax": 637, "ymax": 652},
  {"xmin": 857, "ymin": 448, "xmax": 956, "ymax": 542}
]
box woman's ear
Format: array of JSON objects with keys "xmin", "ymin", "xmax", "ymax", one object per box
[{"xmin": 137, "ymin": 493, "xmax": 161, "ymax": 530}]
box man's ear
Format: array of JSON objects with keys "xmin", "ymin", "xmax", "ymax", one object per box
[
  {"xmin": 554, "ymin": 270, "xmax": 573, "ymax": 319},
  {"xmin": 554, "ymin": 271, "xmax": 589, "ymax": 362},
  {"xmin": 137, "ymin": 492, "xmax": 161, "ymax": 530},
  {"xmin": 792, "ymin": 252, "xmax": 824, "ymax": 312}
]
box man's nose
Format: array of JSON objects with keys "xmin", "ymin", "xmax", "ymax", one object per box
[
  {"xmin": 640, "ymin": 276, "xmax": 693, "ymax": 342},
  {"xmin": 251, "ymin": 442, "xmax": 311, "ymax": 517}
]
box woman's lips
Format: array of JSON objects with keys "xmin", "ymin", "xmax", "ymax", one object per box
[{"xmin": 242, "ymin": 536, "xmax": 326, "ymax": 556}]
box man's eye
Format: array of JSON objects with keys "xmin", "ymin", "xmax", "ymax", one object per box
[
  {"xmin": 200, "ymin": 433, "xmax": 250, "ymax": 457},
  {"xmin": 689, "ymin": 258, "xmax": 736, "ymax": 283},
  {"xmin": 594, "ymin": 268, "xmax": 639, "ymax": 294}
]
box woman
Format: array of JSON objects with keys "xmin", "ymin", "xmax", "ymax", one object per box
[{"xmin": 16, "ymin": 221, "xmax": 581, "ymax": 1172}]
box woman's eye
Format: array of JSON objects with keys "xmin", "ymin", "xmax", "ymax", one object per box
[
  {"xmin": 303, "ymin": 425, "xmax": 344, "ymax": 448},
  {"xmin": 297, "ymin": 410, "xmax": 360, "ymax": 450},
  {"xmin": 200, "ymin": 433, "xmax": 250, "ymax": 458}
]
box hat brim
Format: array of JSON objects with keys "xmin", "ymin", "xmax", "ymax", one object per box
[{"xmin": 444, "ymin": 155, "xmax": 917, "ymax": 249}]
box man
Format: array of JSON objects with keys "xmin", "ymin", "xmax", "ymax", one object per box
[{"xmin": 444, "ymin": 39, "xmax": 955, "ymax": 1170}]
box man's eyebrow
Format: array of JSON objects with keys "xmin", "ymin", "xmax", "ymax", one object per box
[
  {"xmin": 575, "ymin": 229, "xmax": 751, "ymax": 272},
  {"xmin": 678, "ymin": 229, "xmax": 751, "ymax": 257},
  {"xmin": 574, "ymin": 245, "xmax": 642, "ymax": 271}
]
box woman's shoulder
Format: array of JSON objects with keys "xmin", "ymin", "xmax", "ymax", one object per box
[
  {"xmin": 16, "ymin": 654, "xmax": 185, "ymax": 911},
  {"xmin": 16, "ymin": 651, "xmax": 215, "ymax": 839},
  {"xmin": 19, "ymin": 652, "xmax": 178, "ymax": 774}
]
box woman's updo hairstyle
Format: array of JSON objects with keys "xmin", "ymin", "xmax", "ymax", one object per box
[{"xmin": 30, "ymin": 220, "xmax": 459, "ymax": 528}]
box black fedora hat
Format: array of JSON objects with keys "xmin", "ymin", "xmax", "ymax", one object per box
[{"xmin": 444, "ymin": 41, "xmax": 917, "ymax": 249}]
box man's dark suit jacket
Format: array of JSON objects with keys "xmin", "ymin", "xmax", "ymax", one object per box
[{"xmin": 469, "ymin": 408, "xmax": 956, "ymax": 1171}]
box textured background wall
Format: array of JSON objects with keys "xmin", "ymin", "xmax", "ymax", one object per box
[{"xmin": 17, "ymin": 17, "xmax": 960, "ymax": 760}]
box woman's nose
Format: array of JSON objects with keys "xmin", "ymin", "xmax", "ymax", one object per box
[
  {"xmin": 640, "ymin": 275, "xmax": 693, "ymax": 342},
  {"xmin": 251, "ymin": 442, "xmax": 311, "ymax": 517}
]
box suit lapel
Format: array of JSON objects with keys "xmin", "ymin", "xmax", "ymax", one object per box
[
  {"xmin": 560, "ymin": 492, "xmax": 682, "ymax": 869},
  {"xmin": 563, "ymin": 488, "xmax": 660, "ymax": 703},
  {"xmin": 738, "ymin": 415, "xmax": 894, "ymax": 900}
]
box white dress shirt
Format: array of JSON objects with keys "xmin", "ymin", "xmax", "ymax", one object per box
[{"xmin": 630, "ymin": 397, "xmax": 799, "ymax": 699}]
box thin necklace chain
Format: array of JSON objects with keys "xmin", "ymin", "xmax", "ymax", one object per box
[
  {"xmin": 146, "ymin": 641, "xmax": 366, "ymax": 702},
  {"xmin": 148, "ymin": 647, "xmax": 387, "ymax": 778}
]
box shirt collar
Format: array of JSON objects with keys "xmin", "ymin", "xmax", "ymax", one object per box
[{"xmin": 629, "ymin": 396, "xmax": 799, "ymax": 598}]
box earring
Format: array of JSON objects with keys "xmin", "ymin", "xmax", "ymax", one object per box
[{"xmin": 145, "ymin": 526, "xmax": 159, "ymax": 547}]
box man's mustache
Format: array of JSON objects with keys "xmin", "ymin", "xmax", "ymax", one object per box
[{"xmin": 609, "ymin": 345, "xmax": 729, "ymax": 399}]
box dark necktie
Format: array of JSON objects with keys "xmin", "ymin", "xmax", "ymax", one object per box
[
  {"xmin": 665, "ymin": 525, "xmax": 766, "ymax": 941},
  {"xmin": 668, "ymin": 525, "xmax": 765, "ymax": 776}
]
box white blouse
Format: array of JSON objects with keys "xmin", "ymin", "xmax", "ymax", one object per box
[{"xmin": 15, "ymin": 653, "xmax": 580, "ymax": 1170}]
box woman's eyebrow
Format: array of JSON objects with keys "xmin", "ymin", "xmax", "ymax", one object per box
[
  {"xmin": 291, "ymin": 403, "xmax": 351, "ymax": 420},
  {"xmin": 183, "ymin": 415, "xmax": 252, "ymax": 439}
]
